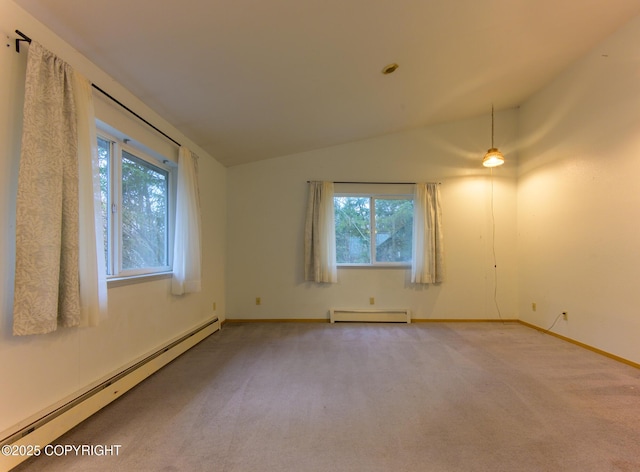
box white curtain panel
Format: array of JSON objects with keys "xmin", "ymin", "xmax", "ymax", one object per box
[
  {"xmin": 74, "ymin": 72, "xmax": 108, "ymax": 326},
  {"xmin": 304, "ymin": 181, "xmax": 337, "ymax": 283},
  {"xmin": 411, "ymin": 182, "xmax": 444, "ymax": 284},
  {"xmin": 172, "ymin": 146, "xmax": 202, "ymax": 295},
  {"xmin": 13, "ymin": 42, "xmax": 81, "ymax": 335}
]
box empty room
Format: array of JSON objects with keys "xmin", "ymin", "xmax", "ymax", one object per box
[{"xmin": 1, "ymin": 0, "xmax": 640, "ymax": 471}]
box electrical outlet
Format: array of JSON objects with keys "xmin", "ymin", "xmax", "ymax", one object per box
[
  {"xmin": 562, "ymin": 311, "xmax": 568, "ymax": 320},
  {"xmin": 532, "ymin": 302, "xmax": 537, "ymax": 312},
  {"xmin": 256, "ymin": 297, "xmax": 261, "ymax": 305},
  {"xmin": 369, "ymin": 297, "xmax": 375, "ymax": 305}
]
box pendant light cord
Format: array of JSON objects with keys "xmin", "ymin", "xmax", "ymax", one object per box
[
  {"xmin": 491, "ymin": 106, "xmax": 495, "ymax": 148},
  {"xmin": 490, "ymin": 167, "xmax": 504, "ymax": 322}
]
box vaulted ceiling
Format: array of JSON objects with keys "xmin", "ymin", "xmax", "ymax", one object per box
[{"xmin": 14, "ymin": 0, "xmax": 640, "ymax": 166}]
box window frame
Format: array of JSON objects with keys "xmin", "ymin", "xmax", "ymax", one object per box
[
  {"xmin": 334, "ymin": 193, "xmax": 414, "ymax": 268},
  {"xmin": 98, "ymin": 129, "xmax": 176, "ymax": 279}
]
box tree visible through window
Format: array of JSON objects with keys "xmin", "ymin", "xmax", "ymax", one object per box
[
  {"xmin": 121, "ymin": 151, "xmax": 168, "ymax": 270},
  {"xmin": 334, "ymin": 195, "xmax": 413, "ymax": 265},
  {"xmin": 98, "ymin": 134, "xmax": 172, "ymax": 277}
]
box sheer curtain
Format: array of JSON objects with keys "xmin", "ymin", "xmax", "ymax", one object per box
[
  {"xmin": 171, "ymin": 146, "xmax": 202, "ymax": 295},
  {"xmin": 304, "ymin": 181, "xmax": 337, "ymax": 283},
  {"xmin": 75, "ymin": 71, "xmax": 108, "ymax": 326},
  {"xmin": 14, "ymin": 42, "xmax": 81, "ymax": 334},
  {"xmin": 411, "ymin": 182, "xmax": 444, "ymax": 284}
]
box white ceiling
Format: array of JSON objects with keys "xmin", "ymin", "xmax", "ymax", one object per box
[{"xmin": 14, "ymin": 0, "xmax": 640, "ymax": 166}]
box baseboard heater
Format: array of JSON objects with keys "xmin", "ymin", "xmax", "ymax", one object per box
[
  {"xmin": 0, "ymin": 317, "xmax": 220, "ymax": 472},
  {"xmin": 330, "ymin": 308, "xmax": 411, "ymax": 323}
]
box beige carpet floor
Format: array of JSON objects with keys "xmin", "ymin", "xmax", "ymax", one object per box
[{"xmin": 13, "ymin": 322, "xmax": 640, "ymax": 472}]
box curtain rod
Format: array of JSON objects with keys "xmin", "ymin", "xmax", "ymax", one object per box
[
  {"xmin": 15, "ymin": 29, "xmax": 181, "ymax": 148},
  {"xmin": 307, "ymin": 181, "xmax": 441, "ymax": 185}
]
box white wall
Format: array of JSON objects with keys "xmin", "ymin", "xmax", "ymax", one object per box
[
  {"xmin": 227, "ymin": 111, "xmax": 519, "ymax": 321},
  {"xmin": 0, "ymin": 0, "xmax": 226, "ymax": 434},
  {"xmin": 517, "ymin": 14, "xmax": 640, "ymax": 363}
]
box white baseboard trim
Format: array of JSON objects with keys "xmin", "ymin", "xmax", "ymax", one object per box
[{"xmin": 0, "ymin": 317, "xmax": 220, "ymax": 472}]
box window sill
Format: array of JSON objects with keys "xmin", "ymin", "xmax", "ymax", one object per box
[{"xmin": 107, "ymin": 271, "xmax": 173, "ymax": 288}]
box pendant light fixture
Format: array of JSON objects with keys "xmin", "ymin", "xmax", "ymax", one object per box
[{"xmin": 482, "ymin": 106, "xmax": 505, "ymax": 167}]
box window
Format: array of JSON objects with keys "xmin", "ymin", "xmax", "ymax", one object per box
[
  {"xmin": 98, "ymin": 133, "xmax": 174, "ymax": 277},
  {"xmin": 334, "ymin": 195, "xmax": 414, "ymax": 266}
]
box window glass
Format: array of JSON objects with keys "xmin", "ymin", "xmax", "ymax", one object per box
[
  {"xmin": 335, "ymin": 196, "xmax": 371, "ymax": 264},
  {"xmin": 97, "ymin": 136, "xmax": 111, "ymax": 272},
  {"xmin": 334, "ymin": 195, "xmax": 413, "ymax": 266},
  {"xmin": 98, "ymin": 132, "xmax": 172, "ymax": 278},
  {"xmin": 121, "ymin": 151, "xmax": 169, "ymax": 270},
  {"xmin": 374, "ymin": 198, "xmax": 413, "ymax": 263}
]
